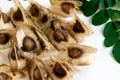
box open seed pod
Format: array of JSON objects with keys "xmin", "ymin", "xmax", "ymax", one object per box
[
  {"xmin": 0, "ymin": 11, "xmax": 15, "ymax": 49},
  {"xmin": 44, "ymin": 18, "xmax": 77, "ymax": 50},
  {"xmin": 10, "ymin": 0, "xmax": 56, "ymax": 56},
  {"xmin": 58, "ymin": 44, "xmax": 97, "ymax": 65},
  {"xmin": 28, "ymin": 57, "xmax": 53, "ymax": 80},
  {"xmin": 8, "ymin": 45, "xmax": 28, "ymax": 71},
  {"xmin": 50, "ymin": 0, "xmax": 82, "ymax": 17},
  {"xmin": 44, "ymin": 55, "xmax": 76, "ymax": 80},
  {"xmin": 0, "ymin": 64, "xmax": 25, "ymax": 80},
  {"xmin": 27, "ymin": 0, "xmax": 54, "ymax": 32},
  {"xmin": 67, "ymin": 14, "xmax": 93, "ymax": 42}
]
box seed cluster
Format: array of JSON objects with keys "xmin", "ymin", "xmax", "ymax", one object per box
[{"xmin": 0, "ymin": 0, "xmax": 97, "ymax": 80}]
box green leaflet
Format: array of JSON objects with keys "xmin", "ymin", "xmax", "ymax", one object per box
[
  {"xmin": 112, "ymin": 41, "xmax": 120, "ymax": 63},
  {"xmin": 80, "ymin": 0, "xmax": 100, "ymax": 16},
  {"xmin": 100, "ymin": 0, "xmax": 108, "ymax": 8},
  {"xmin": 116, "ymin": 10, "xmax": 120, "ymax": 18},
  {"xmin": 106, "ymin": 0, "xmax": 116, "ymax": 7},
  {"xmin": 92, "ymin": 9, "xmax": 109, "ymax": 26},
  {"xmin": 107, "ymin": 9, "xmax": 115, "ymax": 17}
]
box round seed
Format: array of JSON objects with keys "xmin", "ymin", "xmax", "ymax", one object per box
[
  {"xmin": 30, "ymin": 4, "xmax": 39, "ymax": 17},
  {"xmin": 41, "ymin": 14, "xmax": 48, "ymax": 23},
  {"xmin": 0, "ymin": 33, "xmax": 10, "ymax": 44},
  {"xmin": 33, "ymin": 67, "xmax": 42, "ymax": 80}
]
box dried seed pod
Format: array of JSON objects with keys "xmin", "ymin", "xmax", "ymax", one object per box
[
  {"xmin": 44, "ymin": 55, "xmax": 76, "ymax": 80},
  {"xmin": 27, "ymin": 0, "xmax": 54, "ymax": 32},
  {"xmin": 28, "ymin": 57, "xmax": 53, "ymax": 80},
  {"xmin": 0, "ymin": 11, "xmax": 15, "ymax": 49},
  {"xmin": 50, "ymin": 0, "xmax": 82, "ymax": 17},
  {"xmin": 8, "ymin": 45, "xmax": 28, "ymax": 71},
  {"xmin": 58, "ymin": 44, "xmax": 97, "ymax": 65},
  {"xmin": 45, "ymin": 28, "xmax": 77, "ymax": 50},
  {"xmin": 0, "ymin": 64, "xmax": 25, "ymax": 80},
  {"xmin": 67, "ymin": 15, "xmax": 93, "ymax": 42},
  {"xmin": 10, "ymin": 0, "xmax": 56, "ymax": 56}
]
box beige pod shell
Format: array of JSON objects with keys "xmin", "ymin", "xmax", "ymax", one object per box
[
  {"xmin": 27, "ymin": 0, "xmax": 54, "ymax": 32},
  {"xmin": 58, "ymin": 43, "xmax": 97, "ymax": 65},
  {"xmin": 0, "ymin": 11, "xmax": 15, "ymax": 49},
  {"xmin": 67, "ymin": 14, "xmax": 93, "ymax": 42},
  {"xmin": 50, "ymin": 0, "xmax": 82, "ymax": 17},
  {"xmin": 44, "ymin": 55, "xmax": 76, "ymax": 80},
  {"xmin": 0, "ymin": 64, "xmax": 25, "ymax": 80},
  {"xmin": 8, "ymin": 45, "xmax": 28, "ymax": 71},
  {"xmin": 28, "ymin": 57, "xmax": 53, "ymax": 80},
  {"xmin": 10, "ymin": 0, "xmax": 56, "ymax": 56}
]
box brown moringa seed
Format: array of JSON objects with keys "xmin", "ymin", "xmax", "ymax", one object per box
[
  {"xmin": 0, "ymin": 33, "xmax": 10, "ymax": 44},
  {"xmin": 61, "ymin": 2, "xmax": 74, "ymax": 14},
  {"xmin": 50, "ymin": 20, "xmax": 55, "ymax": 31},
  {"xmin": 2, "ymin": 13, "xmax": 10, "ymax": 23},
  {"xmin": 41, "ymin": 14, "xmax": 48, "ymax": 23},
  {"xmin": 53, "ymin": 62, "xmax": 67, "ymax": 78},
  {"xmin": 53, "ymin": 29, "xmax": 67, "ymax": 42},
  {"xmin": 68, "ymin": 47, "xmax": 83, "ymax": 58},
  {"xmin": 30, "ymin": 4, "xmax": 39, "ymax": 17},
  {"xmin": 11, "ymin": 46, "xmax": 25, "ymax": 60},
  {"xmin": 22, "ymin": 36, "xmax": 36, "ymax": 52},
  {"xmin": 0, "ymin": 72, "xmax": 9, "ymax": 80},
  {"xmin": 13, "ymin": 8, "xmax": 23, "ymax": 21},
  {"xmin": 73, "ymin": 20, "xmax": 85, "ymax": 33},
  {"xmin": 33, "ymin": 67, "xmax": 42, "ymax": 80}
]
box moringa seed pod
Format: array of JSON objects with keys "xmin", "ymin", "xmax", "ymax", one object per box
[
  {"xmin": 8, "ymin": 45, "xmax": 28, "ymax": 71},
  {"xmin": 50, "ymin": 0, "xmax": 82, "ymax": 17},
  {"xmin": 28, "ymin": 57, "xmax": 53, "ymax": 80},
  {"xmin": 58, "ymin": 44, "xmax": 97, "ymax": 65},
  {"xmin": 27, "ymin": 0, "xmax": 54, "ymax": 32},
  {"xmin": 0, "ymin": 64, "xmax": 25, "ymax": 80},
  {"xmin": 0, "ymin": 11, "xmax": 15, "ymax": 49},
  {"xmin": 67, "ymin": 14, "xmax": 93, "ymax": 42},
  {"xmin": 44, "ymin": 55, "xmax": 76, "ymax": 80}
]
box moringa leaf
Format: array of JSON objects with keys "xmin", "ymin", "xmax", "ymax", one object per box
[
  {"xmin": 80, "ymin": 0, "xmax": 100, "ymax": 16},
  {"xmin": 92, "ymin": 9, "xmax": 109, "ymax": 25},
  {"xmin": 112, "ymin": 41, "xmax": 120, "ymax": 63},
  {"xmin": 106, "ymin": 0, "xmax": 116, "ymax": 7},
  {"xmin": 100, "ymin": 0, "xmax": 108, "ymax": 8},
  {"xmin": 107, "ymin": 9, "xmax": 115, "ymax": 17},
  {"xmin": 116, "ymin": 10, "xmax": 120, "ymax": 18},
  {"xmin": 104, "ymin": 22, "xmax": 119, "ymax": 47}
]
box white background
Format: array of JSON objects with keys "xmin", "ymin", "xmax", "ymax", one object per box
[{"xmin": 0, "ymin": 0, "xmax": 120, "ymax": 80}]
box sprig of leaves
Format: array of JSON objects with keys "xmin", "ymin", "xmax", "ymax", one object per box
[{"xmin": 78, "ymin": 0, "xmax": 120, "ymax": 63}]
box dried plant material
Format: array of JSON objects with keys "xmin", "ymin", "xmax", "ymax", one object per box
[
  {"xmin": 28, "ymin": 57, "xmax": 53, "ymax": 80},
  {"xmin": 50, "ymin": 0, "xmax": 82, "ymax": 17},
  {"xmin": 0, "ymin": 11, "xmax": 15, "ymax": 49},
  {"xmin": 58, "ymin": 44, "xmax": 97, "ymax": 65},
  {"xmin": 44, "ymin": 55, "xmax": 76, "ymax": 80},
  {"xmin": 8, "ymin": 45, "xmax": 28, "ymax": 71},
  {"xmin": 0, "ymin": 64, "xmax": 25, "ymax": 80},
  {"xmin": 67, "ymin": 15, "xmax": 93, "ymax": 42},
  {"xmin": 10, "ymin": 0, "xmax": 56, "ymax": 56},
  {"xmin": 27, "ymin": 0, "xmax": 54, "ymax": 32}
]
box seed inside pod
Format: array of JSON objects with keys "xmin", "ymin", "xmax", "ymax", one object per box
[
  {"xmin": 53, "ymin": 29, "xmax": 67, "ymax": 42},
  {"xmin": 61, "ymin": 2, "xmax": 74, "ymax": 14},
  {"xmin": 68, "ymin": 47, "xmax": 83, "ymax": 58},
  {"xmin": 0, "ymin": 72, "xmax": 9, "ymax": 80},
  {"xmin": 0, "ymin": 33, "xmax": 10, "ymax": 44},
  {"xmin": 50, "ymin": 20, "xmax": 55, "ymax": 31},
  {"xmin": 2, "ymin": 13, "xmax": 10, "ymax": 23},
  {"xmin": 33, "ymin": 67, "xmax": 42, "ymax": 80},
  {"xmin": 13, "ymin": 8, "xmax": 23, "ymax": 21},
  {"xmin": 53, "ymin": 62, "xmax": 67, "ymax": 78},
  {"xmin": 73, "ymin": 20, "xmax": 85, "ymax": 33},
  {"xmin": 11, "ymin": 46, "xmax": 25, "ymax": 60},
  {"xmin": 30, "ymin": 4, "xmax": 39, "ymax": 17},
  {"xmin": 21, "ymin": 36, "xmax": 36, "ymax": 52},
  {"xmin": 41, "ymin": 14, "xmax": 48, "ymax": 23}
]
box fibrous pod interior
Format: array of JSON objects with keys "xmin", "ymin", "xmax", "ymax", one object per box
[
  {"xmin": 50, "ymin": 0, "xmax": 82, "ymax": 17},
  {"xmin": 67, "ymin": 15, "xmax": 93, "ymax": 42},
  {"xmin": 8, "ymin": 45, "xmax": 28, "ymax": 71},
  {"xmin": 58, "ymin": 44, "xmax": 97, "ymax": 65},
  {"xmin": 0, "ymin": 12, "xmax": 15, "ymax": 49},
  {"xmin": 44, "ymin": 55, "xmax": 75, "ymax": 80},
  {"xmin": 27, "ymin": 0, "xmax": 54, "ymax": 31},
  {"xmin": 28, "ymin": 57, "xmax": 53, "ymax": 80}
]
